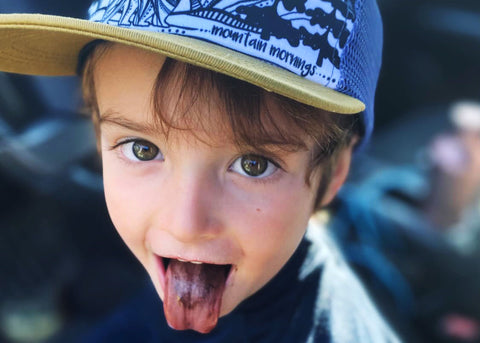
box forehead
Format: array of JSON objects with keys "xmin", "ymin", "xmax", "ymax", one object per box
[
  {"xmin": 94, "ymin": 44, "xmax": 163, "ymax": 120},
  {"xmin": 94, "ymin": 45, "xmax": 238, "ymax": 137}
]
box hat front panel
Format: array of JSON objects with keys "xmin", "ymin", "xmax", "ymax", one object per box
[{"xmin": 87, "ymin": 0, "xmax": 357, "ymax": 91}]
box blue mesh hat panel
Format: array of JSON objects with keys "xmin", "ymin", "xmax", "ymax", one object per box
[{"xmin": 337, "ymin": 0, "xmax": 383, "ymax": 149}]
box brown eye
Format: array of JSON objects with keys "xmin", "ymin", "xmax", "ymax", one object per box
[
  {"xmin": 131, "ymin": 140, "xmax": 160, "ymax": 161},
  {"xmin": 241, "ymin": 155, "xmax": 268, "ymax": 177},
  {"xmin": 230, "ymin": 154, "xmax": 278, "ymax": 178}
]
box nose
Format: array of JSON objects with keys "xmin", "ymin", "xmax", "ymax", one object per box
[{"xmin": 162, "ymin": 169, "xmax": 223, "ymax": 243}]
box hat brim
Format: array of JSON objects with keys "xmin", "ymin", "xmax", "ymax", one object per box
[{"xmin": 0, "ymin": 13, "xmax": 365, "ymax": 114}]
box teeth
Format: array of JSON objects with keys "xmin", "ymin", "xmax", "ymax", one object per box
[{"xmin": 176, "ymin": 258, "xmax": 203, "ymax": 265}]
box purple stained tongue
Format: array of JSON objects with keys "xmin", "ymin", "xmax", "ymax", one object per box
[{"xmin": 164, "ymin": 260, "xmax": 228, "ymax": 333}]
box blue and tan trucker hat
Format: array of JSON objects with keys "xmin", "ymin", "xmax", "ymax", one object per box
[{"xmin": 0, "ymin": 0, "xmax": 382, "ymax": 146}]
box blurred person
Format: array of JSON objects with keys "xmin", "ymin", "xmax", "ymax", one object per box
[
  {"xmin": 426, "ymin": 101, "xmax": 480, "ymax": 250},
  {"xmin": 329, "ymin": 100, "xmax": 480, "ymax": 342}
]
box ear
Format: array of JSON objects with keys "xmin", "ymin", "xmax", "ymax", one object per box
[{"xmin": 319, "ymin": 137, "xmax": 358, "ymax": 207}]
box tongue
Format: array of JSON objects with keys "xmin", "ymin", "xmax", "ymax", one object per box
[{"xmin": 164, "ymin": 260, "xmax": 228, "ymax": 333}]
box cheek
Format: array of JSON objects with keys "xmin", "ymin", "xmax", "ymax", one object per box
[
  {"xmin": 229, "ymin": 178, "xmax": 315, "ymax": 285},
  {"xmin": 238, "ymin": 178, "xmax": 314, "ymax": 241},
  {"xmin": 102, "ymin": 158, "xmax": 155, "ymax": 262}
]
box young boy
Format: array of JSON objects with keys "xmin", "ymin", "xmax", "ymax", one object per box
[{"xmin": 0, "ymin": 0, "xmax": 399, "ymax": 341}]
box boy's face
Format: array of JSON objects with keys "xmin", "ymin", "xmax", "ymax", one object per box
[{"xmin": 94, "ymin": 44, "xmax": 348, "ymax": 333}]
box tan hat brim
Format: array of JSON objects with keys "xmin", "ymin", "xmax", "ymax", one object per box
[{"xmin": 0, "ymin": 13, "xmax": 365, "ymax": 114}]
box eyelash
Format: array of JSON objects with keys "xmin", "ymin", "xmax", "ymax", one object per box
[{"xmin": 110, "ymin": 137, "xmax": 138, "ymax": 150}]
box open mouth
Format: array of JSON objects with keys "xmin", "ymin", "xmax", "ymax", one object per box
[
  {"xmin": 158, "ymin": 256, "xmax": 233, "ymax": 333},
  {"xmin": 161, "ymin": 257, "xmax": 232, "ymax": 278}
]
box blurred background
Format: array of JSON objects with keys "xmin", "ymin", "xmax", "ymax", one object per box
[{"xmin": 1, "ymin": 0, "xmax": 480, "ymax": 342}]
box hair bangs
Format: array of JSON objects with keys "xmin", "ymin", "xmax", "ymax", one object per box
[{"xmin": 151, "ymin": 58, "xmax": 312, "ymax": 153}]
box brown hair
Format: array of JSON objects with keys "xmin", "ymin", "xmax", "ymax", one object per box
[{"xmin": 79, "ymin": 41, "xmax": 361, "ymax": 210}]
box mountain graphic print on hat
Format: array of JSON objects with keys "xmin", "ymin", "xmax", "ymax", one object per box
[{"xmin": 88, "ymin": 0, "xmax": 355, "ymax": 90}]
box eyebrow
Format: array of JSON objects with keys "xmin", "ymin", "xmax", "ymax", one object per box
[
  {"xmin": 99, "ymin": 110, "xmax": 159, "ymax": 136},
  {"xmin": 99, "ymin": 109, "xmax": 309, "ymax": 154}
]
